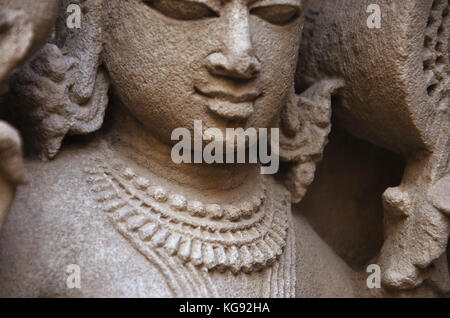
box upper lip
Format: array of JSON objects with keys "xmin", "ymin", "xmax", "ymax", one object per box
[{"xmin": 194, "ymin": 85, "xmax": 261, "ymax": 103}]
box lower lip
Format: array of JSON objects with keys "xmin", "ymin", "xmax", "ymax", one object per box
[
  {"xmin": 193, "ymin": 89, "xmax": 257, "ymax": 121},
  {"xmin": 203, "ymin": 98, "xmax": 254, "ymax": 121}
]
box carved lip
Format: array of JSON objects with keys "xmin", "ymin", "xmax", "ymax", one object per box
[
  {"xmin": 194, "ymin": 85, "xmax": 262, "ymax": 121},
  {"xmin": 195, "ymin": 85, "xmax": 261, "ymax": 103}
]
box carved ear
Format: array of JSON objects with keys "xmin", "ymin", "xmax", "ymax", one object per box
[
  {"xmin": 10, "ymin": 0, "xmax": 109, "ymax": 160},
  {"xmin": 0, "ymin": 9, "xmax": 33, "ymax": 94},
  {"xmin": 279, "ymin": 79, "xmax": 344, "ymax": 203}
]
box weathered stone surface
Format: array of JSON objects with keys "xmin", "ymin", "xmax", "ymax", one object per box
[
  {"xmin": 297, "ymin": 0, "xmax": 449, "ymax": 292},
  {"xmin": 0, "ymin": 0, "xmax": 59, "ymax": 231},
  {"xmin": 0, "ymin": 0, "xmax": 448, "ymax": 298},
  {"xmin": 0, "ymin": 0, "xmax": 59, "ymax": 93}
]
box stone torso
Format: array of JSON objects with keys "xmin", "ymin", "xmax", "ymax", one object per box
[
  {"xmin": 0, "ymin": 139, "xmax": 297, "ymax": 297},
  {"xmin": 0, "ymin": 136, "xmax": 359, "ymax": 297}
]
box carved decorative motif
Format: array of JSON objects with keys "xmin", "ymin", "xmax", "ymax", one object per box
[
  {"xmin": 423, "ymin": 0, "xmax": 449, "ymax": 98},
  {"xmin": 84, "ymin": 151, "xmax": 291, "ymax": 274}
]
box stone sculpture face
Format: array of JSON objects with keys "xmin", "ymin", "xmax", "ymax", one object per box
[{"xmin": 102, "ymin": 0, "xmax": 305, "ymax": 144}]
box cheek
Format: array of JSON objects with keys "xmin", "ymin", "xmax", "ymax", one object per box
[
  {"xmin": 250, "ymin": 21, "xmax": 302, "ymax": 127},
  {"xmin": 103, "ymin": 4, "xmax": 219, "ymax": 138}
]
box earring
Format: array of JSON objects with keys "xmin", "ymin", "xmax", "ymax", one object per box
[{"xmin": 279, "ymin": 79, "xmax": 344, "ymax": 203}]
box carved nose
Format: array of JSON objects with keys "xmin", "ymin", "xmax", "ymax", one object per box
[
  {"xmin": 206, "ymin": 52, "xmax": 261, "ymax": 80},
  {"xmin": 206, "ymin": 4, "xmax": 261, "ymax": 80}
]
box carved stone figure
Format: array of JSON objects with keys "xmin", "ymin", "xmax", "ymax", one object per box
[
  {"xmin": 0, "ymin": 0, "xmax": 448, "ymax": 298},
  {"xmin": 0, "ymin": 0, "xmax": 60, "ymax": 229},
  {"xmin": 297, "ymin": 0, "xmax": 449, "ymax": 293}
]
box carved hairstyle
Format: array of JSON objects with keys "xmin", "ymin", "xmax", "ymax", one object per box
[
  {"xmin": 10, "ymin": 0, "xmax": 109, "ymax": 159},
  {"xmin": 10, "ymin": 0, "xmax": 342, "ymax": 204}
]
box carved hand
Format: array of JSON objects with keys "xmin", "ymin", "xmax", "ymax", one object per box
[{"xmin": 0, "ymin": 121, "xmax": 23, "ymax": 229}]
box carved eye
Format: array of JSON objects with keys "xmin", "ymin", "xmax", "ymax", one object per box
[
  {"xmin": 250, "ymin": 5, "xmax": 300, "ymax": 26},
  {"xmin": 144, "ymin": 0, "xmax": 219, "ymax": 20}
]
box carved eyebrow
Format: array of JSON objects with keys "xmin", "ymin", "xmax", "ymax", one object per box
[
  {"xmin": 190, "ymin": 0, "xmax": 222, "ymax": 12},
  {"xmin": 249, "ymin": 0, "xmax": 303, "ymax": 8}
]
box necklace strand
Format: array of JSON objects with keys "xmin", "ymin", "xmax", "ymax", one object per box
[{"xmin": 85, "ymin": 156, "xmax": 290, "ymax": 273}]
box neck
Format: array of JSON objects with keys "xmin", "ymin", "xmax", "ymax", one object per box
[{"xmin": 103, "ymin": 101, "xmax": 261, "ymax": 193}]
